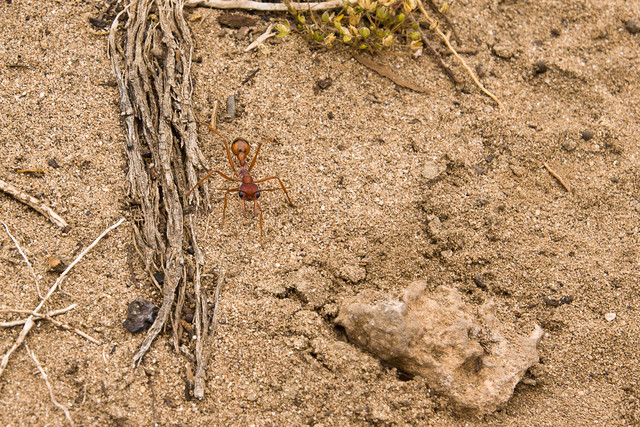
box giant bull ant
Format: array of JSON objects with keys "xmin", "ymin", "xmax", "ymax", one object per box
[{"xmin": 187, "ymin": 121, "xmax": 294, "ymax": 238}]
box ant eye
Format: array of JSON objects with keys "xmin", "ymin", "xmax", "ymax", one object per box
[
  {"xmin": 256, "ymin": 191, "xmax": 261, "ymax": 199},
  {"xmin": 238, "ymin": 191, "xmax": 245, "ymax": 198}
]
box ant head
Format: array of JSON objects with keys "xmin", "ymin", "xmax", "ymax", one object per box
[
  {"xmin": 238, "ymin": 183, "xmax": 259, "ymax": 201},
  {"xmin": 232, "ymin": 138, "xmax": 250, "ymax": 167}
]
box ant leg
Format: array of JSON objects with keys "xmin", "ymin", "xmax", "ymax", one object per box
[
  {"xmin": 253, "ymin": 176, "xmax": 294, "ymax": 206},
  {"xmin": 221, "ymin": 191, "xmax": 229, "ymax": 227},
  {"xmin": 255, "ymin": 200, "xmax": 263, "ymax": 240},
  {"xmin": 188, "ymin": 170, "xmax": 237, "ymax": 196},
  {"xmin": 216, "ymin": 188, "xmax": 237, "ymax": 228},
  {"xmin": 196, "ymin": 120, "xmax": 237, "ymax": 174},
  {"xmin": 248, "ymin": 137, "xmax": 274, "ymax": 172}
]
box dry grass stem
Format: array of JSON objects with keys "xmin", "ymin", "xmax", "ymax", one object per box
[
  {"xmin": 185, "ymin": 0, "xmax": 343, "ymax": 11},
  {"xmin": 244, "ymin": 24, "xmax": 275, "ymax": 52},
  {"xmin": 543, "ymin": 161, "xmax": 571, "ymax": 192},
  {"xmin": 0, "ymin": 304, "xmax": 77, "ymax": 327},
  {"xmin": 1, "ymin": 220, "xmax": 42, "ymax": 298},
  {"xmin": 0, "ymin": 218, "xmax": 124, "ymax": 380},
  {"xmin": 25, "ymin": 345, "xmax": 74, "ymax": 425},
  {"xmin": 416, "ymin": 0, "xmax": 504, "ymax": 110},
  {"xmin": 353, "ymin": 54, "xmax": 429, "ymax": 93},
  {"xmin": 0, "ymin": 178, "xmax": 69, "ymax": 230},
  {"xmin": 194, "ymin": 269, "xmax": 224, "ymax": 399},
  {"xmin": 210, "ymin": 100, "xmax": 219, "ymax": 129}
]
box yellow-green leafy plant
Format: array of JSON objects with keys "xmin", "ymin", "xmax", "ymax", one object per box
[{"xmin": 278, "ymin": 0, "xmax": 426, "ymax": 52}]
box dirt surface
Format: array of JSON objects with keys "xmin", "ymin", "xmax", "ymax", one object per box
[{"xmin": 1, "ymin": 0, "xmax": 639, "ymax": 425}]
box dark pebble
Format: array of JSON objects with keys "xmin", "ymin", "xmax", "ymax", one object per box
[
  {"xmin": 543, "ymin": 295, "xmax": 573, "ymax": 307},
  {"xmin": 88, "ymin": 17, "xmax": 109, "ymax": 29},
  {"xmin": 581, "ymin": 129, "xmax": 594, "ymax": 141},
  {"xmin": 183, "ymin": 305, "xmax": 195, "ymax": 323},
  {"xmin": 559, "ymin": 295, "xmax": 574, "ymax": 305},
  {"xmin": 154, "ymin": 273, "xmax": 165, "ymax": 285},
  {"xmin": 475, "ymin": 64, "xmax": 487, "ymax": 78},
  {"xmin": 316, "ymin": 77, "xmax": 333, "ymax": 90},
  {"xmin": 533, "ymin": 60, "xmax": 548, "ymax": 74},
  {"xmin": 473, "ymin": 274, "xmax": 487, "ymax": 290},
  {"xmin": 48, "ymin": 158, "xmax": 60, "ymax": 168},
  {"xmin": 624, "ymin": 19, "xmax": 640, "ymax": 34},
  {"xmin": 123, "ymin": 297, "xmax": 158, "ymax": 333}
]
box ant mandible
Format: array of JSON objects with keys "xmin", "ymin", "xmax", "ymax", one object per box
[{"xmin": 187, "ymin": 121, "xmax": 294, "ymax": 238}]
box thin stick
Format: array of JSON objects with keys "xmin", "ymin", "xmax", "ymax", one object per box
[
  {"xmin": 43, "ymin": 316, "xmax": 101, "ymax": 345},
  {"xmin": 0, "ymin": 179, "xmax": 69, "ymax": 230},
  {"xmin": 416, "ymin": 0, "xmax": 504, "ymax": 110},
  {"xmin": 25, "ymin": 345, "xmax": 74, "ymax": 425},
  {"xmin": 0, "ymin": 218, "xmax": 124, "ymax": 380},
  {"xmin": 194, "ymin": 270, "xmax": 224, "ymax": 399},
  {"xmin": 1, "ymin": 220, "xmax": 42, "ymax": 298},
  {"xmin": 185, "ymin": 0, "xmax": 343, "ymax": 11},
  {"xmin": 543, "ymin": 161, "xmax": 571, "ymax": 192},
  {"xmin": 244, "ymin": 24, "xmax": 275, "ymax": 52},
  {"xmin": 210, "ymin": 100, "xmax": 219, "ymax": 130},
  {"xmin": 0, "ymin": 304, "xmax": 77, "ymax": 327}
]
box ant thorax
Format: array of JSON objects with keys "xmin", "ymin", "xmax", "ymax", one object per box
[{"xmin": 238, "ymin": 168, "xmax": 253, "ymax": 184}]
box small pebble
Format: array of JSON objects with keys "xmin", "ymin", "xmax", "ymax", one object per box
[
  {"xmin": 492, "ymin": 43, "xmax": 514, "ymax": 59},
  {"xmin": 581, "ymin": 129, "xmax": 594, "ymax": 141},
  {"xmin": 533, "ymin": 60, "xmax": 548, "ymax": 74},
  {"xmin": 604, "ymin": 313, "xmax": 616, "ymax": 322},
  {"xmin": 123, "ymin": 297, "xmax": 158, "ymax": 333},
  {"xmin": 624, "ymin": 19, "xmax": 640, "ymax": 34},
  {"xmin": 562, "ymin": 139, "xmax": 577, "ymax": 152}
]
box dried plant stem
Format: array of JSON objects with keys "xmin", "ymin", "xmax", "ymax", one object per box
[
  {"xmin": 210, "ymin": 100, "xmax": 219, "ymax": 129},
  {"xmin": 194, "ymin": 269, "xmax": 224, "ymax": 399},
  {"xmin": 109, "ymin": 0, "xmax": 217, "ymax": 384},
  {"xmin": 416, "ymin": 0, "xmax": 504, "ymax": 110},
  {"xmin": 44, "ymin": 316, "xmax": 101, "ymax": 344},
  {"xmin": 0, "ymin": 178, "xmax": 69, "ymax": 230},
  {"xmin": 0, "ymin": 218, "xmax": 123, "ymax": 380},
  {"xmin": 185, "ymin": 0, "xmax": 343, "ymax": 11},
  {"xmin": 0, "ymin": 304, "xmax": 77, "ymax": 327},
  {"xmin": 26, "ymin": 345, "xmax": 74, "ymax": 425},
  {"xmin": 1, "ymin": 220, "xmax": 42, "ymax": 298},
  {"xmin": 244, "ymin": 24, "xmax": 275, "ymax": 52},
  {"xmin": 543, "ymin": 161, "xmax": 571, "ymax": 192}
]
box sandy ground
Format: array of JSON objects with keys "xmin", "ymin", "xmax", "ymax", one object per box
[{"xmin": 1, "ymin": 0, "xmax": 639, "ymax": 425}]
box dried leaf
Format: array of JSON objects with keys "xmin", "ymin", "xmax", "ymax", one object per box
[{"xmin": 353, "ymin": 54, "xmax": 428, "ymax": 93}]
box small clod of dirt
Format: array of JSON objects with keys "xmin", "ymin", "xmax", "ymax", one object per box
[
  {"xmin": 218, "ymin": 13, "xmax": 257, "ymax": 29},
  {"xmin": 46, "ymin": 255, "xmax": 68, "ymax": 274},
  {"xmin": 123, "ymin": 297, "xmax": 158, "ymax": 333}
]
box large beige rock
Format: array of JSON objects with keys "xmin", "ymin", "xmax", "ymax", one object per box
[{"xmin": 335, "ymin": 281, "xmax": 543, "ymax": 414}]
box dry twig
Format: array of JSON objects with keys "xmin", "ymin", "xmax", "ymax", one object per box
[
  {"xmin": 543, "ymin": 161, "xmax": 571, "ymax": 192},
  {"xmin": 0, "ymin": 304, "xmax": 77, "ymax": 327},
  {"xmin": 194, "ymin": 269, "xmax": 224, "ymax": 399},
  {"xmin": 0, "ymin": 218, "xmax": 123, "ymax": 380},
  {"xmin": 353, "ymin": 54, "xmax": 429, "ymax": 93},
  {"xmin": 416, "ymin": 0, "xmax": 504, "ymax": 110},
  {"xmin": 0, "ymin": 178, "xmax": 69, "ymax": 230},
  {"xmin": 185, "ymin": 0, "xmax": 343, "ymax": 11},
  {"xmin": 25, "ymin": 345, "xmax": 74, "ymax": 425},
  {"xmin": 244, "ymin": 24, "xmax": 275, "ymax": 52},
  {"xmin": 109, "ymin": 0, "xmax": 215, "ymax": 385},
  {"xmin": 1, "ymin": 220, "xmax": 42, "ymax": 298}
]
